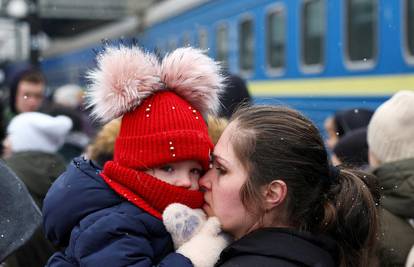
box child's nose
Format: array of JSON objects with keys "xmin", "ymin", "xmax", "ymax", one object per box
[{"xmin": 175, "ymin": 174, "xmax": 198, "ymax": 190}]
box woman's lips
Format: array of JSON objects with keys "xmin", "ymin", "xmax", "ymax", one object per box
[{"xmin": 202, "ymin": 202, "xmax": 214, "ymax": 216}]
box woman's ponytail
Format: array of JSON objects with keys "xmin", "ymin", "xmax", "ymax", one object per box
[{"xmin": 321, "ymin": 167, "xmax": 379, "ymax": 267}]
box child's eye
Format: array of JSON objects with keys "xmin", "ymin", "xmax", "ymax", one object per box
[
  {"xmin": 190, "ymin": 168, "xmax": 203, "ymax": 179},
  {"xmin": 160, "ymin": 165, "xmax": 174, "ymax": 173}
]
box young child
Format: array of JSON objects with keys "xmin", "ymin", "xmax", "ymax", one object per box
[{"xmin": 42, "ymin": 46, "xmax": 224, "ymax": 266}]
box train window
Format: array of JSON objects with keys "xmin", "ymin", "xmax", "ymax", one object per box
[
  {"xmin": 198, "ymin": 29, "xmax": 208, "ymax": 50},
  {"xmin": 302, "ymin": 0, "xmax": 324, "ymax": 68},
  {"xmin": 406, "ymin": 0, "xmax": 414, "ymax": 58},
  {"xmin": 216, "ymin": 24, "xmax": 229, "ymax": 65},
  {"xmin": 239, "ymin": 16, "xmax": 254, "ymax": 72},
  {"xmin": 168, "ymin": 39, "xmax": 177, "ymax": 52},
  {"xmin": 346, "ymin": 0, "xmax": 377, "ymax": 63},
  {"xmin": 155, "ymin": 45, "xmax": 162, "ymax": 57},
  {"xmin": 183, "ymin": 32, "xmax": 191, "ymax": 47},
  {"xmin": 266, "ymin": 7, "xmax": 285, "ymax": 71}
]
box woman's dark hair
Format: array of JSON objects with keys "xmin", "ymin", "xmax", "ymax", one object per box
[
  {"xmin": 9, "ymin": 68, "xmax": 45, "ymax": 114},
  {"xmin": 230, "ymin": 105, "xmax": 379, "ymax": 267}
]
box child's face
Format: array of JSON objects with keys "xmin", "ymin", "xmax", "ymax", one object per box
[{"xmin": 145, "ymin": 160, "xmax": 203, "ymax": 190}]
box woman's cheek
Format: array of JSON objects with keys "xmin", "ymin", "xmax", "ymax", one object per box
[{"xmin": 202, "ymin": 202, "xmax": 215, "ymax": 217}]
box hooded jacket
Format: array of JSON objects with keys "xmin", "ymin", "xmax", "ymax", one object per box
[
  {"xmin": 4, "ymin": 151, "xmax": 65, "ymax": 267},
  {"xmin": 0, "ymin": 160, "xmax": 42, "ymax": 262},
  {"xmin": 42, "ymin": 157, "xmax": 192, "ymax": 267},
  {"xmin": 216, "ymin": 228, "xmax": 338, "ymax": 267},
  {"xmin": 373, "ymin": 158, "xmax": 414, "ymax": 267},
  {"xmin": 5, "ymin": 151, "xmax": 66, "ymax": 209}
]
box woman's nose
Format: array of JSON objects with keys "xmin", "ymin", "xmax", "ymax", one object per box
[{"xmin": 198, "ymin": 169, "xmax": 213, "ymax": 190}]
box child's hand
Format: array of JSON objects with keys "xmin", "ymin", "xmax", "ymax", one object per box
[
  {"xmin": 163, "ymin": 203, "xmax": 207, "ymax": 249},
  {"xmin": 177, "ymin": 217, "xmax": 232, "ymax": 267}
]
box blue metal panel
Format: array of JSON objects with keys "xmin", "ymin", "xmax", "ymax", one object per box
[
  {"xmin": 378, "ymin": 0, "xmax": 407, "ymax": 72},
  {"xmin": 254, "ymin": 95, "xmax": 387, "ymax": 132},
  {"xmin": 325, "ymin": 0, "xmax": 343, "ymax": 76}
]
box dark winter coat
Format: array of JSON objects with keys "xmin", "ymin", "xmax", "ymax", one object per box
[
  {"xmin": 4, "ymin": 151, "xmax": 65, "ymax": 267},
  {"xmin": 5, "ymin": 151, "xmax": 66, "ymax": 209},
  {"xmin": 42, "ymin": 157, "xmax": 192, "ymax": 267},
  {"xmin": 373, "ymin": 158, "xmax": 414, "ymax": 267},
  {"xmin": 0, "ymin": 160, "xmax": 42, "ymax": 262},
  {"xmin": 216, "ymin": 228, "xmax": 338, "ymax": 267}
]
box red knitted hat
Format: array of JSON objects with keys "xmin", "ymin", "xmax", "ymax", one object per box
[
  {"xmin": 115, "ymin": 91, "xmax": 213, "ymax": 170},
  {"xmin": 87, "ymin": 46, "xmax": 224, "ymax": 170},
  {"xmin": 86, "ymin": 46, "xmax": 223, "ymax": 218}
]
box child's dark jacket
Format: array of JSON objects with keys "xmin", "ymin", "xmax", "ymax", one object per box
[{"xmin": 43, "ymin": 157, "xmax": 192, "ymax": 267}]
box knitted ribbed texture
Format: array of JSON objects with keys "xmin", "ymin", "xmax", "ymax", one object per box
[
  {"xmin": 367, "ymin": 90, "xmax": 414, "ymax": 163},
  {"xmin": 101, "ymin": 91, "xmax": 212, "ymax": 217},
  {"xmin": 102, "ymin": 161, "xmax": 204, "ymax": 219},
  {"xmin": 114, "ymin": 91, "xmax": 213, "ymax": 170}
]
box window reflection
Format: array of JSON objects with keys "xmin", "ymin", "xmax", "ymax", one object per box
[
  {"xmin": 302, "ymin": 0, "xmax": 324, "ymax": 67},
  {"xmin": 239, "ymin": 17, "xmax": 254, "ymax": 72},
  {"xmin": 346, "ymin": 0, "xmax": 377, "ymax": 62},
  {"xmin": 216, "ymin": 24, "xmax": 228, "ymax": 65},
  {"xmin": 198, "ymin": 29, "xmax": 208, "ymax": 50},
  {"xmin": 407, "ymin": 0, "xmax": 414, "ymax": 56},
  {"xmin": 182, "ymin": 32, "xmax": 191, "ymax": 47},
  {"xmin": 266, "ymin": 8, "xmax": 285, "ymax": 70}
]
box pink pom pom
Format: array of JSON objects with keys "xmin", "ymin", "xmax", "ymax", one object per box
[
  {"xmin": 86, "ymin": 46, "xmax": 162, "ymax": 122},
  {"xmin": 161, "ymin": 47, "xmax": 224, "ymax": 116}
]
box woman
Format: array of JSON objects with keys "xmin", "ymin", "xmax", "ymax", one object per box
[{"xmin": 170, "ymin": 105, "xmax": 379, "ymax": 267}]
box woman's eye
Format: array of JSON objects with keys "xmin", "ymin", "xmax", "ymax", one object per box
[
  {"xmin": 217, "ymin": 167, "xmax": 227, "ymax": 175},
  {"xmin": 214, "ymin": 163, "xmax": 227, "ymax": 175},
  {"xmin": 160, "ymin": 165, "xmax": 174, "ymax": 173}
]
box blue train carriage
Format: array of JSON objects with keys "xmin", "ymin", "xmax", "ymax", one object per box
[
  {"xmin": 40, "ymin": 48, "xmax": 96, "ymax": 90},
  {"xmin": 138, "ymin": 0, "xmax": 414, "ymax": 130}
]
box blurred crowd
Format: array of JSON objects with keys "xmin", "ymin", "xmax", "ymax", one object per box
[
  {"xmin": 0, "ymin": 64, "xmax": 413, "ymax": 267},
  {"xmin": 323, "ymin": 92, "xmax": 414, "ymax": 267}
]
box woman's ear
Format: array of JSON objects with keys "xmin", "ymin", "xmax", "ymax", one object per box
[{"xmin": 262, "ymin": 180, "xmax": 288, "ymax": 210}]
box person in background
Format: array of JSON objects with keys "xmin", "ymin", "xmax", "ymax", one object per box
[
  {"xmin": 2, "ymin": 112, "xmax": 72, "ymax": 267},
  {"xmin": 45, "ymin": 104, "xmax": 90, "ymax": 164},
  {"xmin": 218, "ymin": 73, "xmax": 252, "ymax": 119},
  {"xmin": 406, "ymin": 246, "xmax": 414, "ymax": 267},
  {"xmin": 367, "ymin": 90, "xmax": 414, "ymax": 267},
  {"xmin": 53, "ymin": 83, "xmax": 98, "ymax": 138},
  {"xmin": 0, "ymin": 161, "xmax": 42, "ymax": 263},
  {"xmin": 4, "ymin": 68, "xmax": 46, "ymax": 125},
  {"xmin": 331, "ymin": 127, "xmax": 369, "ymax": 169},
  {"xmin": 324, "ymin": 108, "xmax": 373, "ymax": 150},
  {"xmin": 164, "ymin": 105, "xmax": 379, "ymax": 267},
  {"xmin": 0, "ymin": 101, "xmax": 5, "ymax": 152},
  {"xmin": 52, "ymin": 84, "xmax": 84, "ymax": 109}
]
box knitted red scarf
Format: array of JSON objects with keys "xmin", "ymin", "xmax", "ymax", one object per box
[{"xmin": 101, "ymin": 160, "xmax": 204, "ymax": 219}]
